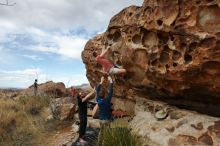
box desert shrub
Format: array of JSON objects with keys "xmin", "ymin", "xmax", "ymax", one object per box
[
  {"xmin": 18, "ymin": 95, "xmax": 51, "ymax": 116},
  {"xmin": 94, "ymin": 126, "xmax": 143, "ymax": 146}
]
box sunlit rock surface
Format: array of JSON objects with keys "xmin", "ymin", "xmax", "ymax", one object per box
[{"xmin": 130, "ymin": 97, "xmax": 220, "ymax": 146}]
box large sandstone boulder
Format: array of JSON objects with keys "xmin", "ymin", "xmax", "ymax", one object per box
[{"xmin": 82, "ymin": 0, "xmax": 220, "ymax": 116}]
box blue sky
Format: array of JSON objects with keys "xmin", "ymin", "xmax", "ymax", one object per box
[{"xmin": 0, "ymin": 0, "xmax": 143, "ymax": 88}]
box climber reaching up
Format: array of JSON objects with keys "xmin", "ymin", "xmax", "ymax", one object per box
[
  {"xmin": 96, "ymin": 76, "xmax": 113, "ymax": 121},
  {"xmin": 96, "ymin": 76, "xmax": 114, "ymax": 145},
  {"xmin": 93, "ymin": 44, "xmax": 126, "ymax": 76}
]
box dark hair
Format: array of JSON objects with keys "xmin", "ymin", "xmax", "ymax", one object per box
[
  {"xmin": 79, "ymin": 91, "xmax": 86, "ymax": 98},
  {"xmin": 99, "ymin": 88, "xmax": 105, "ymax": 99},
  {"xmin": 93, "ymin": 52, "xmax": 98, "ymax": 57}
]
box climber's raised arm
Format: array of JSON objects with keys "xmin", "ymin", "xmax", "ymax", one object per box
[
  {"xmin": 106, "ymin": 76, "xmax": 113, "ymax": 103},
  {"xmin": 82, "ymin": 87, "xmax": 96, "ymax": 102},
  {"xmin": 100, "ymin": 46, "xmax": 110, "ymax": 57}
]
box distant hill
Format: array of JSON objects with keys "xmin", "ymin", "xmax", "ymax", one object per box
[
  {"xmin": 71, "ymin": 83, "xmax": 91, "ymax": 90},
  {"xmin": 0, "ymin": 82, "xmax": 91, "ymax": 99},
  {"xmin": 0, "ymin": 88, "xmax": 23, "ymax": 91},
  {"xmin": 0, "ymin": 88, "xmax": 22, "ymax": 99}
]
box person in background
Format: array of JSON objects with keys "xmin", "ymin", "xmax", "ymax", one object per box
[
  {"xmin": 96, "ymin": 76, "xmax": 113, "ymax": 145},
  {"xmin": 34, "ymin": 79, "xmax": 38, "ymax": 96},
  {"xmin": 70, "ymin": 87, "xmax": 77, "ymax": 97},
  {"xmin": 77, "ymin": 88, "xmax": 96, "ymax": 145}
]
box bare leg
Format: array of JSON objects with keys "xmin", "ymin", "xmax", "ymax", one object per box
[
  {"xmin": 116, "ymin": 68, "xmax": 126, "ymax": 74},
  {"xmin": 109, "ymin": 68, "xmax": 126, "ymax": 75}
]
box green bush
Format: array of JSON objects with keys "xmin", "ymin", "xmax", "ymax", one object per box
[{"xmin": 95, "ymin": 126, "xmax": 143, "ymax": 146}]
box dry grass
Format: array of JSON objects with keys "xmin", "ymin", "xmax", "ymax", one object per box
[{"xmin": 0, "ymin": 95, "xmax": 56, "ymax": 146}]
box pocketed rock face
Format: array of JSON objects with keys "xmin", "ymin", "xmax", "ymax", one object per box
[{"xmin": 82, "ymin": 0, "xmax": 220, "ymax": 116}]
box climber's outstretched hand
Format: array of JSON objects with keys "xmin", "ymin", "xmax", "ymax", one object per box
[
  {"xmin": 100, "ymin": 76, "xmax": 105, "ymax": 84},
  {"xmin": 108, "ymin": 76, "xmax": 113, "ymax": 83}
]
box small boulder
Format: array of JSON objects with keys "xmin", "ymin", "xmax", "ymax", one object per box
[{"xmin": 50, "ymin": 97, "xmax": 76, "ymax": 120}]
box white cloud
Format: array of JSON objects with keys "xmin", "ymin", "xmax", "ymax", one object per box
[
  {"xmin": 0, "ymin": 0, "xmax": 143, "ymax": 59},
  {"xmin": 31, "ymin": 45, "xmax": 56, "ymax": 53},
  {"xmin": 29, "ymin": 35, "xmax": 88, "ymax": 59},
  {"xmin": 51, "ymin": 74, "xmax": 89, "ymax": 88},
  {"xmin": 0, "ymin": 0, "xmax": 143, "ymax": 35},
  {"xmin": 55, "ymin": 36, "xmax": 87, "ymax": 59},
  {"xmin": 0, "ymin": 68, "xmax": 46, "ymax": 88},
  {"xmin": 27, "ymin": 27, "xmax": 46, "ymax": 36},
  {"xmin": 0, "ymin": 0, "xmax": 143, "ymax": 88},
  {"xmin": 0, "ymin": 46, "xmax": 16, "ymax": 64},
  {"xmin": 22, "ymin": 54, "xmax": 43, "ymax": 61},
  {"xmin": 0, "ymin": 68, "xmax": 41, "ymax": 75}
]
